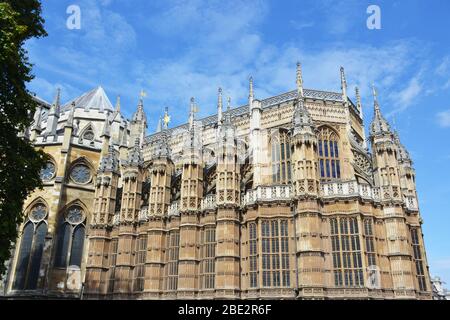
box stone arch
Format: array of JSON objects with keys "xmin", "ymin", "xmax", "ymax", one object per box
[{"xmin": 78, "ymin": 122, "xmax": 96, "ymax": 145}]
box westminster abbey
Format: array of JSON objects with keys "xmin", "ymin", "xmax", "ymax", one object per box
[{"xmin": 0, "ymin": 64, "xmax": 432, "ymax": 299}]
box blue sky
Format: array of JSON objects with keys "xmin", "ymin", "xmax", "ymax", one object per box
[{"xmin": 27, "ymin": 0, "xmax": 450, "ymax": 285}]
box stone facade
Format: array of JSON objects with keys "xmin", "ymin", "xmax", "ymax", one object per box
[{"xmin": 1, "ymin": 64, "xmax": 432, "ymax": 300}]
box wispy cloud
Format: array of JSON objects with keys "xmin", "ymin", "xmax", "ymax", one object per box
[
  {"xmin": 388, "ymin": 76, "xmax": 422, "ymax": 115},
  {"xmin": 437, "ymin": 110, "xmax": 450, "ymax": 128}
]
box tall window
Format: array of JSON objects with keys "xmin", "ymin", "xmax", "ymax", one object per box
[
  {"xmin": 363, "ymin": 219, "xmax": 377, "ymax": 267},
  {"xmin": 271, "ymin": 131, "xmax": 292, "ymax": 184},
  {"xmin": 13, "ymin": 204, "xmax": 48, "ymax": 290},
  {"xmin": 54, "ymin": 206, "xmax": 86, "ymax": 268},
  {"xmin": 261, "ymin": 220, "xmax": 290, "ymax": 288},
  {"xmin": 108, "ymin": 238, "xmax": 118, "ymax": 293},
  {"xmin": 318, "ymin": 127, "xmax": 340, "ymax": 180},
  {"xmin": 249, "ymin": 223, "xmax": 258, "ymax": 288},
  {"xmin": 411, "ymin": 228, "xmax": 427, "ymax": 291},
  {"xmin": 134, "ymin": 234, "xmax": 147, "ymax": 292},
  {"xmin": 330, "ymin": 217, "xmax": 364, "ymax": 287},
  {"xmin": 200, "ymin": 228, "xmax": 216, "ymax": 289},
  {"xmin": 164, "ymin": 231, "xmax": 179, "ymax": 291}
]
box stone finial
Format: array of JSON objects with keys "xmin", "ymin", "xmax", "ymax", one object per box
[
  {"xmin": 120, "ymin": 122, "xmax": 128, "ymax": 147},
  {"xmin": 370, "ymin": 84, "xmax": 392, "ymax": 136},
  {"xmin": 189, "ymin": 97, "xmax": 197, "ymax": 131},
  {"xmin": 296, "ymin": 62, "xmax": 303, "ymax": 97},
  {"xmin": 156, "ymin": 116, "xmax": 162, "ymax": 133},
  {"xmin": 372, "ymin": 83, "xmax": 380, "ymax": 114},
  {"xmin": 115, "ymin": 95, "xmax": 121, "ymax": 112},
  {"xmin": 99, "ymin": 141, "xmax": 120, "ymax": 173},
  {"xmin": 249, "ymin": 76, "xmax": 254, "ymax": 104},
  {"xmin": 126, "ymin": 137, "xmax": 143, "ymax": 167},
  {"xmin": 355, "ymin": 86, "xmax": 363, "ymax": 118},
  {"xmin": 217, "ymin": 87, "xmax": 223, "ymax": 125},
  {"xmin": 163, "ymin": 106, "xmax": 170, "ymax": 130},
  {"xmin": 340, "ymin": 66, "xmax": 347, "ymax": 101},
  {"xmin": 51, "ymin": 88, "xmax": 61, "ymax": 115},
  {"xmin": 65, "ymin": 103, "xmax": 75, "ymax": 128}
]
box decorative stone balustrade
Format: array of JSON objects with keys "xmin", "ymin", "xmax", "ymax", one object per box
[
  {"xmin": 242, "ymin": 185, "xmax": 292, "ymax": 206},
  {"xmin": 320, "ymin": 180, "xmax": 381, "ymax": 201},
  {"xmin": 200, "ymin": 194, "xmax": 216, "ymax": 210},
  {"xmin": 168, "ymin": 201, "xmax": 180, "ymax": 216},
  {"xmin": 138, "ymin": 206, "xmax": 148, "ymax": 221},
  {"xmin": 405, "ymin": 196, "xmax": 419, "ymax": 211}
]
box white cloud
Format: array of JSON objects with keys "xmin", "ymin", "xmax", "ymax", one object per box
[
  {"xmin": 437, "ymin": 110, "xmax": 450, "ymax": 128},
  {"xmin": 388, "ymin": 76, "xmax": 422, "ymax": 114},
  {"xmin": 436, "ymin": 56, "xmax": 450, "ymax": 76}
]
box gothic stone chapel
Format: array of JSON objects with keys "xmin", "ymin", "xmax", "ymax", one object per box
[{"xmin": 1, "ymin": 63, "xmax": 431, "ymax": 300}]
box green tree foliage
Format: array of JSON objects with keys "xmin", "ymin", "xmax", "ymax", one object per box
[{"xmin": 0, "ymin": 0, "xmax": 47, "ymax": 278}]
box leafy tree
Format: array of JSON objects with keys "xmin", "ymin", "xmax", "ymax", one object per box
[{"xmin": 0, "ymin": 0, "xmax": 47, "ymax": 279}]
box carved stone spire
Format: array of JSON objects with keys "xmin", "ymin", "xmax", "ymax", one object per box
[
  {"xmin": 217, "ymin": 87, "xmax": 223, "ymax": 126},
  {"xmin": 101, "ymin": 117, "xmax": 111, "ymax": 138},
  {"xmin": 189, "ymin": 97, "xmax": 196, "ymax": 131},
  {"xmin": 224, "ymin": 97, "xmax": 233, "ymax": 127},
  {"xmin": 292, "ymin": 63, "xmax": 315, "ymax": 138},
  {"xmin": 120, "ymin": 122, "xmax": 128, "ymax": 147},
  {"xmin": 46, "ymin": 88, "xmax": 61, "ymax": 136},
  {"xmin": 65, "ymin": 103, "xmax": 75, "ymax": 128},
  {"xmin": 99, "ymin": 142, "xmax": 120, "ymax": 173},
  {"xmin": 340, "ymin": 66, "xmax": 347, "ymax": 102},
  {"xmin": 296, "ymin": 62, "xmax": 304, "ymax": 97},
  {"xmin": 249, "ymin": 76, "xmax": 254, "ymax": 106},
  {"xmin": 126, "ymin": 138, "xmax": 143, "ymax": 167},
  {"xmin": 370, "ymin": 84, "xmax": 392, "ymax": 136},
  {"xmin": 394, "ymin": 132, "xmax": 411, "ymax": 161},
  {"xmin": 163, "ymin": 106, "xmax": 170, "ymax": 130},
  {"xmin": 152, "ymin": 130, "xmax": 171, "ymax": 159},
  {"xmin": 115, "ymin": 95, "xmax": 121, "ymax": 113},
  {"xmin": 52, "ymin": 88, "xmax": 61, "ymax": 117},
  {"xmin": 156, "ymin": 116, "xmax": 162, "ymax": 133},
  {"xmin": 355, "ymin": 86, "xmax": 362, "ymax": 117}
]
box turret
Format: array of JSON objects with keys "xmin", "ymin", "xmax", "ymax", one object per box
[
  {"xmin": 113, "ymin": 138, "xmax": 143, "ymax": 296},
  {"xmin": 248, "ymin": 76, "xmax": 263, "ymax": 186},
  {"xmin": 130, "ymin": 93, "xmax": 147, "ymax": 148},
  {"xmin": 369, "ymin": 85, "xmax": 416, "ymax": 293},
  {"xmin": 180, "ymin": 97, "xmax": 203, "ymax": 211},
  {"xmin": 291, "ymin": 62, "xmax": 319, "ymax": 197},
  {"xmin": 369, "ymin": 85, "xmax": 401, "ymax": 200},
  {"xmin": 120, "ymin": 138, "xmax": 143, "ymax": 222},
  {"xmin": 177, "ymin": 97, "xmax": 203, "ymax": 297},
  {"xmin": 290, "ymin": 62, "xmax": 325, "ymax": 292},
  {"xmin": 85, "ymin": 141, "xmax": 120, "ymax": 296},
  {"xmin": 214, "ymin": 94, "xmax": 241, "ymax": 297}
]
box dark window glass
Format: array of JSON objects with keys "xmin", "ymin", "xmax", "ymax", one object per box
[
  {"xmin": 26, "ymin": 222, "xmax": 47, "ymax": 289},
  {"xmin": 13, "ymin": 222, "xmax": 34, "ymax": 290},
  {"xmin": 54, "ymin": 222, "xmax": 71, "ymax": 267},
  {"xmin": 69, "ymin": 225, "xmax": 85, "ymax": 267}
]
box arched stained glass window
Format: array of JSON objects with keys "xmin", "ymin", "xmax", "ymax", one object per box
[
  {"xmin": 26, "ymin": 222, "xmax": 47, "ymax": 289},
  {"xmin": 69, "ymin": 225, "xmax": 85, "ymax": 267},
  {"xmin": 271, "ymin": 130, "xmax": 291, "ymax": 184},
  {"xmin": 13, "ymin": 203, "xmax": 48, "ymax": 291},
  {"xmin": 318, "ymin": 127, "xmax": 341, "ymax": 180},
  {"xmin": 54, "ymin": 205, "xmax": 86, "ymax": 268}
]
